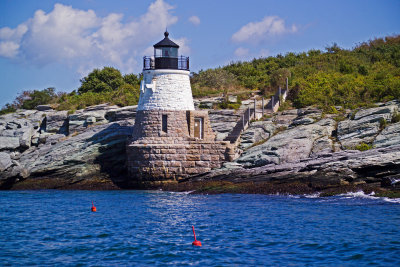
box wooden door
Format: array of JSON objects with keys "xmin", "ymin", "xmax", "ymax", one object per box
[{"xmin": 194, "ymin": 117, "xmax": 203, "ymax": 139}]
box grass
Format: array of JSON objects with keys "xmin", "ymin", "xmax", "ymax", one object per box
[{"xmin": 392, "ymin": 112, "xmax": 400, "ymax": 123}]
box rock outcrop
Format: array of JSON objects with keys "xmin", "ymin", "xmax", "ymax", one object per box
[
  {"xmin": 188, "ymin": 101, "xmax": 400, "ymax": 193},
  {"xmin": 1, "ymin": 100, "xmax": 399, "ymax": 192},
  {"xmin": 0, "ymin": 104, "xmax": 136, "ymax": 189},
  {"xmin": 338, "ymin": 103, "xmax": 398, "ymax": 148}
]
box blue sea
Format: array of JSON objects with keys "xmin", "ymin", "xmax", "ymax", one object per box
[{"xmin": 0, "ymin": 190, "xmax": 399, "ymax": 266}]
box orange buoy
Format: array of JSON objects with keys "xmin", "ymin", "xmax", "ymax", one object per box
[
  {"xmin": 91, "ymin": 201, "xmax": 97, "ymax": 212},
  {"xmin": 192, "ymin": 226, "xmax": 202, "ymax": 246}
]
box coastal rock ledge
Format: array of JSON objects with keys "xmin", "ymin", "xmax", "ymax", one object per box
[{"xmin": 0, "ymin": 101, "xmax": 400, "ymax": 195}]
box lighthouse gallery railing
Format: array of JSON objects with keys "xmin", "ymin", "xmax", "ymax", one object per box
[{"xmin": 143, "ymin": 56, "xmax": 189, "ymax": 70}]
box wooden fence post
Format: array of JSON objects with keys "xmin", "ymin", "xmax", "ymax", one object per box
[{"xmin": 262, "ymin": 98, "xmax": 264, "ymax": 117}]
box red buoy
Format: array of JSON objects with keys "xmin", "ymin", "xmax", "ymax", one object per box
[
  {"xmin": 192, "ymin": 226, "xmax": 202, "ymax": 246},
  {"xmin": 91, "ymin": 201, "xmax": 97, "ymax": 212}
]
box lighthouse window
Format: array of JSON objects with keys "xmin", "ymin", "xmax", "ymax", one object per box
[{"xmin": 162, "ymin": 114, "xmax": 168, "ymax": 133}]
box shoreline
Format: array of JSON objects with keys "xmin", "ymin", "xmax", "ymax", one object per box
[{"xmin": 5, "ymin": 177, "xmax": 400, "ymax": 199}]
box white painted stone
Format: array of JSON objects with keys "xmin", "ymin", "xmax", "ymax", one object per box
[{"xmin": 137, "ymin": 69, "xmax": 195, "ymax": 111}]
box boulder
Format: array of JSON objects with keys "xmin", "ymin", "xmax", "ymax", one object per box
[
  {"xmin": 373, "ymin": 122, "xmax": 400, "ymax": 148},
  {"xmin": 68, "ymin": 105, "xmax": 114, "ymax": 133},
  {"xmin": 0, "ymin": 119, "xmax": 35, "ymax": 149},
  {"xmin": 290, "ymin": 116, "xmax": 315, "ymax": 127},
  {"xmin": 36, "ymin": 105, "xmax": 53, "ymax": 111},
  {"xmin": 353, "ymin": 105, "xmax": 398, "ymax": 121},
  {"xmin": 240, "ymin": 121, "xmax": 275, "ymax": 149},
  {"xmin": 0, "ymin": 136, "xmax": 20, "ymax": 150},
  {"xmin": 236, "ymin": 118, "xmax": 336, "ymax": 167},
  {"xmin": 311, "ymin": 136, "xmax": 333, "ymax": 156},
  {"xmin": 105, "ymin": 106, "xmax": 137, "ymax": 122},
  {"xmin": 0, "ymin": 152, "xmax": 12, "ymax": 171},
  {"xmin": 45, "ymin": 111, "xmax": 69, "ymax": 134},
  {"xmin": 338, "ymin": 105, "xmax": 398, "ymax": 148}
]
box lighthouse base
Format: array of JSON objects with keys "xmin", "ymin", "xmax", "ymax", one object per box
[{"xmin": 126, "ymin": 110, "xmax": 235, "ymax": 188}]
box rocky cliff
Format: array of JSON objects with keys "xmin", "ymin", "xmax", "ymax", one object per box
[
  {"xmin": 1, "ymin": 100, "xmax": 400, "ymax": 194},
  {"xmin": 178, "ymin": 100, "xmax": 400, "ymax": 195},
  {"xmin": 0, "ymin": 104, "xmax": 136, "ymax": 189}
]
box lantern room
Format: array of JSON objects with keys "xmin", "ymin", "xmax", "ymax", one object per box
[{"xmin": 143, "ymin": 31, "xmax": 189, "ymax": 70}]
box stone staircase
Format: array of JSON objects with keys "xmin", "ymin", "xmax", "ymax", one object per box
[{"xmin": 223, "ymin": 108, "xmax": 255, "ymax": 144}]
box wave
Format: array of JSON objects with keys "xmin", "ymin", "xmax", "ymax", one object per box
[
  {"xmin": 303, "ymin": 192, "xmax": 321, "ymax": 198},
  {"xmin": 338, "ymin": 191, "xmax": 400, "ymax": 204}
]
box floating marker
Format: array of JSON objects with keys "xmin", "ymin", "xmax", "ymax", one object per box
[
  {"xmin": 192, "ymin": 226, "xmax": 202, "ymax": 246},
  {"xmin": 91, "ymin": 201, "xmax": 97, "ymax": 212}
]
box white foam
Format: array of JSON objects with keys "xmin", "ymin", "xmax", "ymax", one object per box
[
  {"xmin": 338, "ymin": 191, "xmax": 400, "ymax": 203},
  {"xmin": 304, "ymin": 192, "xmax": 321, "ymax": 198}
]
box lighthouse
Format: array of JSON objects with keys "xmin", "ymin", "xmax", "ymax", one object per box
[{"xmin": 126, "ymin": 31, "xmax": 235, "ymax": 188}]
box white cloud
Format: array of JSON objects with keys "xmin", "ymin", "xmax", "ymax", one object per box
[
  {"xmin": 0, "ymin": 0, "xmax": 184, "ymax": 75},
  {"xmin": 234, "ymin": 47, "xmax": 249, "ymax": 57},
  {"xmin": 174, "ymin": 37, "xmax": 190, "ymax": 55},
  {"xmin": 188, "ymin": 16, "xmax": 200, "ymax": 26},
  {"xmin": 0, "ymin": 24, "xmax": 27, "ymax": 58},
  {"xmin": 232, "ymin": 16, "xmax": 297, "ymax": 44}
]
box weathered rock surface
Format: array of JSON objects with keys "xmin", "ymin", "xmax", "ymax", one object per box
[
  {"xmin": 0, "ymin": 152, "xmax": 12, "ymax": 171},
  {"xmin": 1, "ymin": 101, "xmax": 400, "ymax": 191},
  {"xmin": 338, "ymin": 104, "xmax": 398, "ymax": 148},
  {"xmin": 0, "ymin": 136, "xmax": 20, "ymax": 150},
  {"xmin": 208, "ymin": 110, "xmax": 241, "ymax": 140},
  {"xmin": 237, "ymin": 118, "xmax": 336, "ymax": 167},
  {"xmin": 45, "ymin": 111, "xmax": 69, "ymax": 134},
  {"xmin": 36, "ymin": 105, "xmax": 53, "ymax": 111},
  {"xmin": 239, "ymin": 121, "xmax": 276, "ymax": 149},
  {"xmin": 191, "ymin": 144, "xmax": 400, "ymax": 191},
  {"xmin": 374, "ymin": 122, "xmax": 400, "ymax": 148},
  {"xmin": 185, "ymin": 102, "xmax": 400, "ymax": 194},
  {"xmin": 0, "ymin": 104, "xmax": 136, "ymax": 189}
]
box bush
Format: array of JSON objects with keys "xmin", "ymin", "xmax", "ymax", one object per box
[
  {"xmin": 379, "ymin": 118, "xmax": 388, "ymax": 130},
  {"xmin": 0, "ymin": 104, "xmax": 16, "ymax": 115},
  {"xmin": 21, "ymin": 88, "xmax": 57, "ymax": 109},
  {"xmin": 216, "ymin": 101, "xmax": 241, "ymax": 110},
  {"xmin": 392, "ymin": 112, "xmax": 400, "ymax": 123},
  {"xmin": 354, "ymin": 142, "xmax": 374, "ymax": 151}
]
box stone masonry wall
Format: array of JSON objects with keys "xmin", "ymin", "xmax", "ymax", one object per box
[
  {"xmin": 127, "ymin": 110, "xmax": 235, "ymax": 186},
  {"xmin": 127, "ymin": 140, "xmax": 234, "ymax": 185},
  {"xmin": 187, "ymin": 110, "xmax": 216, "ymax": 141},
  {"xmin": 138, "ymin": 69, "xmax": 195, "ymax": 111}
]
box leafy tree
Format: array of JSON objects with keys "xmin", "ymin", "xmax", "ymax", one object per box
[
  {"xmin": 20, "ymin": 88, "xmax": 57, "ymax": 109},
  {"xmin": 123, "ymin": 73, "xmax": 142, "ymax": 87},
  {"xmin": 270, "ymin": 68, "xmax": 291, "ymax": 89},
  {"xmin": 78, "ymin": 67, "xmax": 125, "ymax": 94}
]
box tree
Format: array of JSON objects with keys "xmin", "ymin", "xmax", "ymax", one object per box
[
  {"xmin": 78, "ymin": 67, "xmax": 125, "ymax": 94},
  {"xmin": 20, "ymin": 88, "xmax": 57, "ymax": 109},
  {"xmin": 270, "ymin": 68, "xmax": 291, "ymax": 89},
  {"xmin": 123, "ymin": 73, "xmax": 142, "ymax": 87}
]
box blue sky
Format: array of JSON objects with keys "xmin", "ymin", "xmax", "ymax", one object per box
[{"xmin": 0, "ymin": 0, "xmax": 399, "ymax": 107}]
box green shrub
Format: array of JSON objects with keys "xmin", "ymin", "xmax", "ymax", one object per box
[
  {"xmin": 379, "ymin": 118, "xmax": 388, "ymax": 130},
  {"xmin": 278, "ymin": 100, "xmax": 293, "ymax": 111},
  {"xmin": 391, "ymin": 112, "xmax": 400, "ymax": 123},
  {"xmin": 0, "ymin": 104, "xmax": 16, "ymax": 115},
  {"xmin": 323, "ymin": 105, "xmax": 339, "ymax": 114},
  {"xmin": 216, "ymin": 101, "xmax": 241, "ymax": 110},
  {"xmin": 354, "ymin": 142, "xmax": 374, "ymax": 151}
]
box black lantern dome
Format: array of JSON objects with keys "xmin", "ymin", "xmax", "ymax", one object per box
[{"xmin": 143, "ymin": 31, "xmax": 189, "ymax": 70}]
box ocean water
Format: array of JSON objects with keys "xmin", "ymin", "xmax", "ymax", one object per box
[{"xmin": 0, "ymin": 190, "xmax": 399, "ymax": 266}]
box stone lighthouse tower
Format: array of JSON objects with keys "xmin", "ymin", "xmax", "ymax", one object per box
[{"xmin": 127, "ymin": 31, "xmax": 235, "ymax": 188}]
